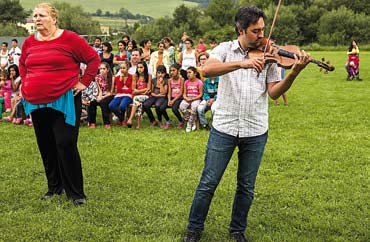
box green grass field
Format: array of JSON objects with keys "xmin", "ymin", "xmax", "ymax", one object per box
[
  {"xmin": 0, "ymin": 51, "xmax": 369, "ymax": 242},
  {"xmin": 19, "ymin": 0, "xmax": 199, "ymax": 18}
]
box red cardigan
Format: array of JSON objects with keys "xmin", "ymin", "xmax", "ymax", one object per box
[
  {"xmin": 19, "ymin": 30, "xmax": 100, "ymax": 104},
  {"xmin": 115, "ymin": 74, "xmax": 133, "ymax": 95}
]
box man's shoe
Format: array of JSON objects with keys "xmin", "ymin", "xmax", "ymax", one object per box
[
  {"xmin": 73, "ymin": 198, "xmax": 86, "ymax": 206},
  {"xmin": 41, "ymin": 190, "xmax": 64, "ymax": 200},
  {"xmin": 230, "ymin": 232, "xmax": 248, "ymax": 242},
  {"xmin": 184, "ymin": 230, "xmax": 201, "ymax": 242}
]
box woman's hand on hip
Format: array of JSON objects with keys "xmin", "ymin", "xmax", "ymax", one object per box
[{"xmin": 73, "ymin": 81, "xmax": 87, "ymax": 96}]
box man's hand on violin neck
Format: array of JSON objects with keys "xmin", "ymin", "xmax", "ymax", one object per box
[
  {"xmin": 291, "ymin": 50, "xmax": 311, "ymax": 73},
  {"xmin": 243, "ymin": 57, "xmax": 265, "ymax": 72}
]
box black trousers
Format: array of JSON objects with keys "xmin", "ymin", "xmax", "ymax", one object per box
[
  {"xmin": 31, "ymin": 93, "xmax": 85, "ymax": 200},
  {"xmin": 88, "ymin": 96, "xmax": 114, "ymax": 125},
  {"xmin": 143, "ymin": 96, "xmax": 167, "ymax": 122}
]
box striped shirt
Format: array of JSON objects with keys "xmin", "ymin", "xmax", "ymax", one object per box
[{"xmin": 210, "ymin": 40, "xmax": 280, "ymax": 137}]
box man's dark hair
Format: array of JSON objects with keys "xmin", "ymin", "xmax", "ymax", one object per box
[
  {"xmin": 11, "ymin": 39, "xmax": 18, "ymax": 43},
  {"xmin": 234, "ymin": 6, "xmax": 266, "ymax": 36}
]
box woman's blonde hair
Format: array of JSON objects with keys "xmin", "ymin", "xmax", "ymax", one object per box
[{"xmin": 34, "ymin": 3, "xmax": 59, "ymax": 25}]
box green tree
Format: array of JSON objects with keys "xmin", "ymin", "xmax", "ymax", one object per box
[
  {"xmin": 96, "ymin": 9, "xmax": 102, "ymax": 16},
  {"xmin": 172, "ymin": 4, "xmax": 202, "ymax": 37},
  {"xmin": 54, "ymin": 2, "xmax": 101, "ymax": 35},
  {"xmin": 265, "ymin": 4, "xmax": 302, "ymax": 45},
  {"xmin": 0, "ymin": 0, "xmax": 28, "ymax": 24},
  {"xmin": 317, "ymin": 6, "xmax": 370, "ymax": 45},
  {"xmin": 0, "ymin": 23, "xmax": 28, "ymax": 36},
  {"xmin": 300, "ymin": 5, "xmax": 327, "ymax": 44},
  {"xmin": 205, "ymin": 0, "xmax": 238, "ymax": 27}
]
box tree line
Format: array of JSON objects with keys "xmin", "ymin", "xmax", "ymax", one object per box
[
  {"xmin": 1, "ymin": 0, "xmax": 369, "ymax": 47},
  {"xmin": 136, "ymin": 0, "xmax": 369, "ymax": 46}
]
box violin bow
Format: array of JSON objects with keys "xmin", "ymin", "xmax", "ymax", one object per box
[{"xmin": 263, "ymin": 0, "xmax": 282, "ymax": 57}]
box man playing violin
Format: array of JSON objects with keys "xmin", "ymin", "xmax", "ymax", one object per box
[{"xmin": 183, "ymin": 5, "xmax": 311, "ymax": 242}]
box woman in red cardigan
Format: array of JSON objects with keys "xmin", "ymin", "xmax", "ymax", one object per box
[{"xmin": 19, "ymin": 3, "xmax": 100, "ymax": 206}]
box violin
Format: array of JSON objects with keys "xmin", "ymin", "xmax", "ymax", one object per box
[{"xmin": 249, "ymin": 37, "xmax": 335, "ymax": 72}]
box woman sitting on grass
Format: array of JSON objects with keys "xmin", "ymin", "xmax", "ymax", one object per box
[
  {"xmin": 127, "ymin": 61, "xmax": 152, "ymax": 129},
  {"xmin": 162, "ymin": 63, "xmax": 184, "ymax": 129},
  {"xmin": 108, "ymin": 60, "xmax": 133, "ymax": 127},
  {"xmin": 143, "ymin": 65, "xmax": 169, "ymax": 128},
  {"xmin": 87, "ymin": 62, "xmax": 115, "ymax": 128},
  {"xmin": 180, "ymin": 66, "xmax": 203, "ymax": 132}
]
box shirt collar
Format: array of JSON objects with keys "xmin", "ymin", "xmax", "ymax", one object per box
[{"xmin": 231, "ymin": 39, "xmax": 249, "ymax": 56}]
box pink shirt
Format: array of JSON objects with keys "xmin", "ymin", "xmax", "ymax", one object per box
[
  {"xmin": 170, "ymin": 78, "xmax": 182, "ymax": 98},
  {"xmin": 1, "ymin": 79, "xmax": 12, "ymax": 92},
  {"xmin": 184, "ymin": 78, "xmax": 203, "ymax": 97}
]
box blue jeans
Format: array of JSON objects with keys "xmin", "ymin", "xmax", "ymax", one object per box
[
  {"xmin": 108, "ymin": 96, "xmax": 132, "ymax": 121},
  {"xmin": 197, "ymin": 100, "xmax": 211, "ymax": 125},
  {"xmin": 187, "ymin": 128, "xmax": 268, "ymax": 233}
]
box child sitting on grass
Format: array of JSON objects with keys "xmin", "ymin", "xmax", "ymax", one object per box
[
  {"xmin": 143, "ymin": 65, "xmax": 169, "ymax": 128},
  {"xmin": 164, "ymin": 63, "xmax": 185, "ymax": 129},
  {"xmin": 0, "ymin": 69, "xmax": 12, "ymax": 112},
  {"xmin": 108, "ymin": 60, "xmax": 133, "ymax": 127},
  {"xmin": 180, "ymin": 66, "xmax": 203, "ymax": 132},
  {"xmin": 127, "ymin": 61, "xmax": 152, "ymax": 129}
]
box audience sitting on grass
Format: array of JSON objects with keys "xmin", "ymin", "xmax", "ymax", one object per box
[
  {"xmin": 180, "ymin": 66, "xmax": 203, "ymax": 133},
  {"xmin": 0, "ymin": 35, "xmax": 231, "ymax": 130},
  {"xmin": 108, "ymin": 60, "xmax": 133, "ymax": 127},
  {"xmin": 127, "ymin": 61, "xmax": 152, "ymax": 130},
  {"xmin": 87, "ymin": 62, "xmax": 115, "ymax": 129},
  {"xmin": 142, "ymin": 65, "xmax": 169, "ymax": 128},
  {"xmin": 164, "ymin": 63, "xmax": 185, "ymax": 129}
]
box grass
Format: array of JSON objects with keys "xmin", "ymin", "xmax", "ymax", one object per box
[
  {"xmin": 19, "ymin": 0, "xmax": 199, "ymax": 19},
  {"xmin": 0, "ymin": 51, "xmax": 369, "ymax": 242}
]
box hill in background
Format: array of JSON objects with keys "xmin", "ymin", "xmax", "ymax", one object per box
[{"xmin": 19, "ymin": 0, "xmax": 200, "ymax": 19}]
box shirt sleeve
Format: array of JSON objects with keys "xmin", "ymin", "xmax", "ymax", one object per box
[{"xmin": 70, "ymin": 32, "xmax": 100, "ymax": 87}]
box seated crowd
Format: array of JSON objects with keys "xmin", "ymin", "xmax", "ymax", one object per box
[{"xmin": 1, "ymin": 35, "xmax": 219, "ymax": 132}]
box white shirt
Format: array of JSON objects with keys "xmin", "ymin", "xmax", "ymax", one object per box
[
  {"xmin": 210, "ymin": 40, "xmax": 280, "ymax": 137},
  {"xmin": 181, "ymin": 49, "xmax": 197, "ymax": 71},
  {"xmin": 9, "ymin": 46, "xmax": 21, "ymax": 66},
  {"xmin": 0, "ymin": 49, "xmax": 9, "ymax": 67}
]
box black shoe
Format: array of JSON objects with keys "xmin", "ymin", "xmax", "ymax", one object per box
[
  {"xmin": 184, "ymin": 230, "xmax": 202, "ymax": 242},
  {"xmin": 41, "ymin": 190, "xmax": 64, "ymax": 200},
  {"xmin": 230, "ymin": 232, "xmax": 248, "ymax": 242},
  {"xmin": 73, "ymin": 198, "xmax": 86, "ymax": 206}
]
